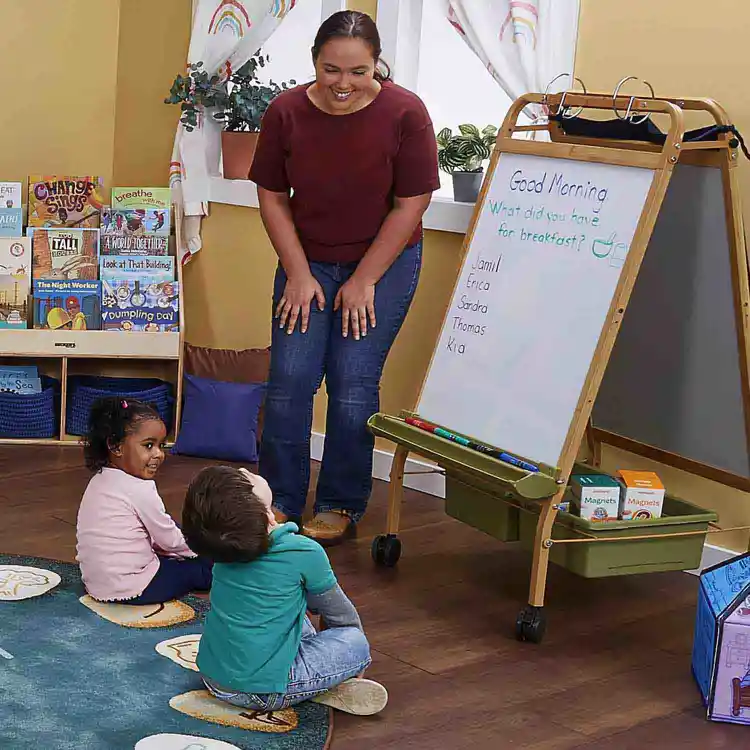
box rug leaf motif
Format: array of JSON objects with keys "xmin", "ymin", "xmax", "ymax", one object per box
[{"xmin": 170, "ymin": 690, "xmax": 299, "ymax": 734}]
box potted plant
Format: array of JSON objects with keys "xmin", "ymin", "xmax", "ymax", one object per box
[
  {"xmin": 165, "ymin": 54, "xmax": 295, "ymax": 180},
  {"xmin": 436, "ymin": 124, "xmax": 498, "ymax": 203}
]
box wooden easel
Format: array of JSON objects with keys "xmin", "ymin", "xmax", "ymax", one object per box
[{"xmin": 368, "ymin": 88, "xmax": 750, "ymax": 644}]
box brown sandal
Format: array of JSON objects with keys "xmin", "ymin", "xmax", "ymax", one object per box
[{"xmin": 302, "ymin": 511, "xmax": 355, "ymax": 546}]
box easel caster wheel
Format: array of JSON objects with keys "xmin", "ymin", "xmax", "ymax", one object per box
[
  {"xmin": 371, "ymin": 534, "xmax": 402, "ymax": 568},
  {"xmin": 515, "ymin": 605, "xmax": 546, "ymax": 643}
]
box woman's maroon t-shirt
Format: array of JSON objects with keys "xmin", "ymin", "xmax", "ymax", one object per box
[{"xmin": 249, "ymin": 81, "xmax": 440, "ymax": 264}]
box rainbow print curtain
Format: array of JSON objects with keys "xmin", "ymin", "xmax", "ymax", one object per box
[
  {"xmin": 170, "ymin": 0, "xmax": 298, "ymax": 264},
  {"xmin": 446, "ymin": 0, "xmax": 580, "ymax": 123}
]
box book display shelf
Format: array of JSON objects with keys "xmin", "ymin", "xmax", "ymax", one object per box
[{"xmin": 0, "ymin": 181, "xmax": 184, "ymax": 446}]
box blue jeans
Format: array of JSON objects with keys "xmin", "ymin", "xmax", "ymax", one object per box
[
  {"xmin": 203, "ymin": 616, "xmax": 371, "ymax": 711},
  {"xmin": 259, "ymin": 241, "xmax": 422, "ymax": 521},
  {"xmin": 124, "ymin": 555, "xmax": 213, "ymax": 605}
]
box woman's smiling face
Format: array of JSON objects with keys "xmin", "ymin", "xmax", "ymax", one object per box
[{"xmin": 312, "ymin": 37, "xmax": 378, "ymax": 114}]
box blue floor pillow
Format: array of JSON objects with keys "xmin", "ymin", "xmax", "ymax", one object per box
[{"xmin": 173, "ymin": 373, "xmax": 266, "ymax": 463}]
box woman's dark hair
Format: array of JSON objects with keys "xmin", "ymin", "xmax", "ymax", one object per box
[
  {"xmin": 83, "ymin": 396, "xmax": 162, "ymax": 473},
  {"xmin": 182, "ymin": 466, "xmax": 270, "ymax": 564},
  {"xmin": 312, "ymin": 10, "xmax": 391, "ymax": 83}
]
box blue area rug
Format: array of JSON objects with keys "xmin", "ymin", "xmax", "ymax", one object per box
[{"xmin": 0, "ymin": 555, "xmax": 332, "ymax": 750}]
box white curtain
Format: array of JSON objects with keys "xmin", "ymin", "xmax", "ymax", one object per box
[
  {"xmin": 445, "ymin": 0, "xmax": 581, "ymax": 124},
  {"xmin": 171, "ymin": 0, "xmax": 299, "ymax": 264}
]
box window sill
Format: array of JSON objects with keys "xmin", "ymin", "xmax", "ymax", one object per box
[
  {"xmin": 423, "ymin": 195, "xmax": 474, "ymax": 234},
  {"xmin": 208, "ymin": 176, "xmax": 473, "ymax": 235}
]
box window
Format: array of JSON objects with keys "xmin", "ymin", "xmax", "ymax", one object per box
[
  {"xmin": 378, "ymin": 0, "xmax": 512, "ymax": 200},
  {"xmin": 257, "ymin": 0, "xmax": 323, "ymax": 88},
  {"xmin": 415, "ymin": 2, "xmax": 512, "ymax": 199},
  {"xmin": 210, "ymin": 0, "xmax": 476, "ymax": 233},
  {"xmin": 209, "ymin": 0, "xmax": 346, "ymax": 207}
]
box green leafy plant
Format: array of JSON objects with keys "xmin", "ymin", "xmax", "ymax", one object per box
[
  {"xmin": 165, "ymin": 54, "xmax": 295, "ymax": 133},
  {"xmin": 436, "ymin": 124, "xmax": 498, "ymax": 173}
]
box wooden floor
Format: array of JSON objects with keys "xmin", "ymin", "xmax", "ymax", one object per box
[{"xmin": 1, "ymin": 446, "xmax": 746, "ymax": 749}]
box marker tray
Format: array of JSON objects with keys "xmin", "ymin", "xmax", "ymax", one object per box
[
  {"xmin": 366, "ymin": 412, "xmax": 559, "ymax": 501},
  {"xmin": 518, "ymin": 477, "xmax": 718, "ymax": 578}
]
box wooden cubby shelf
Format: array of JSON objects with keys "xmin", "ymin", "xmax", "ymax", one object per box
[
  {"xmin": 0, "ymin": 329, "xmax": 184, "ymax": 447},
  {"xmin": 0, "ymin": 330, "xmax": 180, "ymax": 359}
]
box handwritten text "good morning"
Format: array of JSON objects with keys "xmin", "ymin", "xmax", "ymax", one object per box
[{"xmin": 509, "ymin": 170, "xmax": 608, "ymax": 213}]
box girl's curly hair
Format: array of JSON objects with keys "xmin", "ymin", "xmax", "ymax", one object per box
[{"xmin": 83, "ymin": 396, "xmax": 163, "ymax": 473}]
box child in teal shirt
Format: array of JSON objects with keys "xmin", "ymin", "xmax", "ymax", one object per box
[{"xmin": 181, "ymin": 465, "xmax": 387, "ymax": 716}]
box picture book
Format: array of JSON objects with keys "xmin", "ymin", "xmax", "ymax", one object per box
[
  {"xmin": 0, "ymin": 238, "xmax": 31, "ymax": 275},
  {"xmin": 0, "ymin": 365, "xmax": 37, "ymax": 378},
  {"xmin": 100, "ymin": 234, "xmax": 169, "ymax": 256},
  {"xmin": 0, "ymin": 207, "xmax": 23, "ymax": 237},
  {"xmin": 0, "ymin": 376, "xmax": 41, "ymax": 394},
  {"xmin": 101, "ymin": 278, "xmax": 179, "ymax": 332},
  {"xmin": 29, "ymin": 228, "xmax": 99, "ymax": 280},
  {"xmin": 0, "ymin": 366, "xmax": 41, "ymax": 393},
  {"xmin": 0, "ymin": 377, "xmax": 41, "ymax": 394},
  {"xmin": 33, "ymin": 279, "xmax": 101, "ymax": 330},
  {"xmin": 0, "ymin": 272, "xmax": 30, "ymax": 329},
  {"xmin": 27, "ymin": 175, "xmax": 105, "ymax": 229},
  {"xmin": 99, "ymin": 255, "xmax": 174, "ymax": 283},
  {"xmin": 111, "ymin": 187, "xmax": 171, "ymax": 211},
  {"xmin": 0, "ymin": 182, "xmax": 22, "ymax": 209},
  {"xmin": 101, "ymin": 208, "xmax": 170, "ymax": 237}
]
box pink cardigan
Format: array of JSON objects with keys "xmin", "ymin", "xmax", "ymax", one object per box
[{"xmin": 76, "ymin": 467, "xmax": 195, "ymax": 601}]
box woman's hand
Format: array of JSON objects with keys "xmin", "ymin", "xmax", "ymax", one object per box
[
  {"xmin": 276, "ymin": 272, "xmax": 326, "ymax": 334},
  {"xmin": 334, "ymin": 275, "xmax": 376, "ymax": 340}
]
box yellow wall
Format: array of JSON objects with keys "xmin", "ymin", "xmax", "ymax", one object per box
[
  {"xmin": 574, "ymin": 0, "xmax": 750, "ymax": 225},
  {"xmin": 0, "ymin": 0, "xmax": 121, "ymax": 190},
  {"xmin": 112, "ymin": 0, "xmax": 191, "ymax": 187}
]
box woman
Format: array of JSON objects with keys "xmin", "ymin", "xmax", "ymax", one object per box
[{"xmin": 251, "ymin": 10, "xmax": 439, "ymax": 545}]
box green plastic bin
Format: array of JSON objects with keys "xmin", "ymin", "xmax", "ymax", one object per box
[
  {"xmin": 445, "ymin": 472, "xmax": 520, "ymax": 542},
  {"xmin": 518, "ymin": 492, "xmax": 718, "ymax": 578}
]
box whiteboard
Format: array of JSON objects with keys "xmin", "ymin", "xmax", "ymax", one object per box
[
  {"xmin": 417, "ymin": 152, "xmax": 655, "ymax": 468},
  {"xmin": 592, "ymin": 163, "xmax": 750, "ymax": 478}
]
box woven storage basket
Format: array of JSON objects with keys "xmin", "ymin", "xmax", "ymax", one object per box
[
  {"xmin": 0, "ymin": 375, "xmax": 60, "ymax": 438},
  {"xmin": 66, "ymin": 375, "xmax": 174, "ymax": 436}
]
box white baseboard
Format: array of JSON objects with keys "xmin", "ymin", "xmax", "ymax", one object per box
[
  {"xmin": 310, "ymin": 430, "xmax": 445, "ymax": 498},
  {"xmin": 310, "ymin": 431, "xmax": 741, "ymax": 573},
  {"xmin": 687, "ymin": 543, "xmax": 738, "ymax": 576}
]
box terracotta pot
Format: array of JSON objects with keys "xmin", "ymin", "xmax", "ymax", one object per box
[{"xmin": 221, "ymin": 131, "xmax": 259, "ymax": 180}]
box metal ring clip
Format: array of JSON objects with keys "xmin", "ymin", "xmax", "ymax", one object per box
[
  {"xmin": 612, "ymin": 76, "xmax": 656, "ymax": 125},
  {"xmin": 544, "ymin": 73, "xmax": 587, "ymax": 119}
]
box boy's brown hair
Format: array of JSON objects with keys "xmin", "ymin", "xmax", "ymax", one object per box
[{"xmin": 182, "ymin": 465, "xmax": 269, "ymax": 563}]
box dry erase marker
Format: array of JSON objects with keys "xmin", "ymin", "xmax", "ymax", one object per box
[
  {"xmin": 465, "ymin": 439, "xmax": 538, "ymax": 472},
  {"xmin": 405, "ymin": 417, "xmax": 538, "ymax": 473},
  {"xmin": 406, "ymin": 417, "xmax": 466, "ymax": 445},
  {"xmin": 406, "ymin": 417, "xmax": 469, "ymax": 445},
  {"xmin": 435, "ymin": 426, "xmax": 471, "ymax": 446},
  {"xmin": 404, "ymin": 417, "xmax": 437, "ymax": 432},
  {"xmin": 495, "ymin": 451, "xmax": 539, "ymax": 473}
]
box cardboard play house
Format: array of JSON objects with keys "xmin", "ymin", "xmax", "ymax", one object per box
[{"xmin": 693, "ymin": 553, "xmax": 750, "ymax": 724}]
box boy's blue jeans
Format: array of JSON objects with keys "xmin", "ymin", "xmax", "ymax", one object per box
[
  {"xmin": 259, "ymin": 242, "xmax": 422, "ymax": 522},
  {"xmin": 203, "ymin": 616, "xmax": 372, "ymax": 711}
]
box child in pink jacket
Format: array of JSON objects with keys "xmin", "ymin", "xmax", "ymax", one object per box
[{"xmin": 76, "ymin": 397, "xmax": 212, "ymax": 604}]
